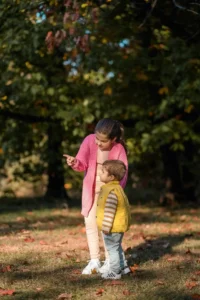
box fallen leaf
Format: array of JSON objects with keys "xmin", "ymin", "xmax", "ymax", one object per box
[
  {"xmin": 57, "ymin": 293, "xmax": 72, "ymax": 299},
  {"xmin": 39, "ymin": 240, "xmax": 48, "ymax": 245},
  {"xmin": 156, "ymin": 280, "xmax": 165, "ymax": 285},
  {"xmin": 91, "ymin": 268, "xmax": 98, "ymax": 274},
  {"xmin": 24, "ymin": 237, "xmax": 35, "ymax": 243},
  {"xmin": 185, "ymin": 248, "xmax": 192, "ymax": 255},
  {"xmin": 0, "ymin": 265, "xmax": 12, "ymax": 272},
  {"xmin": 185, "ymin": 281, "xmax": 198, "ymax": 290},
  {"xmin": 130, "ymin": 264, "xmax": 139, "ymax": 273},
  {"xmin": 96, "ymin": 289, "xmax": 104, "ymax": 295},
  {"xmin": 192, "ymin": 294, "xmax": 200, "ymax": 300},
  {"xmin": 0, "ymin": 289, "xmax": 15, "ymax": 296},
  {"xmin": 123, "ymin": 290, "xmax": 131, "ymax": 295},
  {"xmin": 36, "ymin": 288, "xmax": 42, "ymax": 291}
]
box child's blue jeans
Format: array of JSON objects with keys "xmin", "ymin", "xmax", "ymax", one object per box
[{"xmin": 103, "ymin": 232, "xmax": 126, "ymax": 274}]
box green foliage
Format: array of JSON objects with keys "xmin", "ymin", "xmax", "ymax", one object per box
[{"xmin": 0, "ymin": 0, "xmax": 200, "ymax": 195}]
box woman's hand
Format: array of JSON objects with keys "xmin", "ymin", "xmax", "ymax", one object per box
[{"xmin": 63, "ymin": 154, "xmax": 77, "ymax": 166}]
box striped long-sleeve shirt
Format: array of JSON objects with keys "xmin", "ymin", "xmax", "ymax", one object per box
[{"xmin": 102, "ymin": 191, "xmax": 118, "ymax": 233}]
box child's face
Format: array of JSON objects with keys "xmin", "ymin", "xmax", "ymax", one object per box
[
  {"xmin": 95, "ymin": 132, "xmax": 116, "ymax": 151},
  {"xmin": 100, "ymin": 166, "xmax": 114, "ymax": 183}
]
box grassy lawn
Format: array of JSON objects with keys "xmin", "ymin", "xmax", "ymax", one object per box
[{"xmin": 0, "ymin": 197, "xmax": 200, "ymax": 300}]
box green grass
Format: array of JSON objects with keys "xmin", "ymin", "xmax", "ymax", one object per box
[{"xmin": 0, "ymin": 197, "xmax": 200, "ymax": 299}]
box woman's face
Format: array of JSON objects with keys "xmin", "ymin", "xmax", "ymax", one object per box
[{"xmin": 95, "ymin": 132, "xmax": 116, "ymax": 151}]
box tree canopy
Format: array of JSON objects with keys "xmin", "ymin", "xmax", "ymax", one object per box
[{"xmin": 0, "ymin": 0, "xmax": 200, "ymax": 202}]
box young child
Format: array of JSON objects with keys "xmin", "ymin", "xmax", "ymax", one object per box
[
  {"xmin": 63, "ymin": 118, "xmax": 130, "ymax": 275},
  {"xmin": 97, "ymin": 160, "xmax": 131, "ymax": 280}
]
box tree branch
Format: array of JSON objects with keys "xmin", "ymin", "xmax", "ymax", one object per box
[
  {"xmin": 138, "ymin": 0, "xmax": 158, "ymax": 28},
  {"xmin": 0, "ymin": 109, "xmax": 60, "ymax": 123},
  {"xmin": 172, "ymin": 0, "xmax": 200, "ymax": 16}
]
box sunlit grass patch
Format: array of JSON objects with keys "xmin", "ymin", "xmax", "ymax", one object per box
[{"xmin": 0, "ymin": 200, "xmax": 200, "ymax": 299}]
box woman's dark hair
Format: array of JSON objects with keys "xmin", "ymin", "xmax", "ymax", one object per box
[{"xmin": 95, "ymin": 118, "xmax": 127, "ymax": 152}]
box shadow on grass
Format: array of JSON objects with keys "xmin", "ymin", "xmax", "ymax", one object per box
[
  {"xmin": 126, "ymin": 233, "xmax": 200, "ymax": 266},
  {"xmin": 0, "ymin": 195, "xmax": 81, "ymax": 212},
  {"xmin": 1, "ymin": 260, "xmax": 197, "ymax": 300},
  {"xmin": 0, "ymin": 213, "xmax": 85, "ymax": 236}
]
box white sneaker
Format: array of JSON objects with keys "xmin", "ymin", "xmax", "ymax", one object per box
[
  {"xmin": 121, "ymin": 266, "xmax": 131, "ymax": 275},
  {"xmin": 101, "ymin": 270, "xmax": 121, "ymax": 280},
  {"xmin": 99, "ymin": 259, "xmax": 110, "ymax": 274},
  {"xmin": 82, "ymin": 259, "xmax": 101, "ymax": 275}
]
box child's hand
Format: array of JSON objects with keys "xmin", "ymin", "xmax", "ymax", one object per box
[
  {"xmin": 63, "ymin": 154, "xmax": 77, "ymax": 166},
  {"xmin": 102, "ymin": 230, "xmax": 109, "ymax": 235}
]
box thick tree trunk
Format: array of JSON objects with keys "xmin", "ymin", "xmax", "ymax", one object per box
[
  {"xmin": 45, "ymin": 123, "xmax": 69, "ymax": 203},
  {"xmin": 160, "ymin": 144, "xmax": 196, "ymax": 205}
]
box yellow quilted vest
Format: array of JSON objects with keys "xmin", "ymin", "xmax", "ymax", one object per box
[{"xmin": 96, "ymin": 181, "xmax": 131, "ymax": 232}]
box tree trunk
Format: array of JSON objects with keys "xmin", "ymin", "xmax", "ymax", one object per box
[
  {"xmin": 160, "ymin": 144, "xmax": 196, "ymax": 206},
  {"xmin": 45, "ymin": 123, "xmax": 69, "ymax": 204}
]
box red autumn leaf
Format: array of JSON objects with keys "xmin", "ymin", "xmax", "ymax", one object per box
[
  {"xmin": 0, "ymin": 289, "xmax": 15, "ymax": 296},
  {"xmin": 185, "ymin": 281, "xmax": 198, "ymax": 290},
  {"xmin": 192, "ymin": 294, "xmax": 200, "ymax": 300},
  {"xmin": 185, "ymin": 248, "xmax": 192, "ymax": 254},
  {"xmin": 24, "ymin": 237, "xmax": 35, "ymax": 242},
  {"xmin": 96, "ymin": 289, "xmax": 104, "ymax": 295},
  {"xmin": 123, "ymin": 290, "xmax": 131, "ymax": 295},
  {"xmin": 39, "ymin": 240, "xmax": 48, "ymax": 245},
  {"xmin": 1, "ymin": 265, "xmax": 12, "ymax": 272},
  {"xmin": 130, "ymin": 264, "xmax": 139, "ymax": 273}
]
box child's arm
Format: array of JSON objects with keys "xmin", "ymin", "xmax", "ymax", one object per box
[{"xmin": 102, "ymin": 191, "xmax": 118, "ymax": 234}]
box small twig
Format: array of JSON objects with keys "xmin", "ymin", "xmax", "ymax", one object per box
[
  {"xmin": 186, "ymin": 28, "xmax": 200, "ymax": 41},
  {"xmin": 190, "ymin": 2, "xmax": 200, "ymax": 7},
  {"xmin": 172, "ymin": 0, "xmax": 200, "ymax": 16},
  {"xmin": 138, "ymin": 0, "xmax": 158, "ymax": 28}
]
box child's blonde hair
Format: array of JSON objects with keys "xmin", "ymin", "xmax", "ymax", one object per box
[{"xmin": 102, "ymin": 160, "xmax": 126, "ymax": 181}]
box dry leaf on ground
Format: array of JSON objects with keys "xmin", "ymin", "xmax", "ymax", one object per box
[
  {"xmin": 0, "ymin": 289, "xmax": 15, "ymax": 296},
  {"xmin": 96, "ymin": 289, "xmax": 104, "ymax": 296},
  {"xmin": 57, "ymin": 293, "xmax": 72, "ymax": 299},
  {"xmin": 192, "ymin": 294, "xmax": 200, "ymax": 300},
  {"xmin": 185, "ymin": 281, "xmax": 198, "ymax": 290}
]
